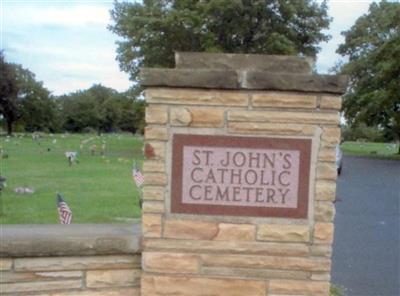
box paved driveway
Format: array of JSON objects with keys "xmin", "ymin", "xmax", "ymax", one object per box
[{"xmin": 332, "ymin": 156, "xmax": 400, "ymax": 296}]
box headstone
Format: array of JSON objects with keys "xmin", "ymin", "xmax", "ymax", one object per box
[
  {"xmin": 14, "ymin": 187, "xmax": 35, "ymax": 194},
  {"xmin": 65, "ymin": 151, "xmax": 78, "ymax": 166},
  {"xmin": 141, "ymin": 52, "xmax": 347, "ymax": 296}
]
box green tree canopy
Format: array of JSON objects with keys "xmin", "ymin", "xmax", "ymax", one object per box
[
  {"xmin": 0, "ymin": 52, "xmax": 19, "ymax": 135},
  {"xmin": 337, "ymin": 1, "xmax": 400, "ymax": 146},
  {"xmin": 15, "ymin": 65, "xmax": 59, "ymax": 133},
  {"xmin": 0, "ymin": 54, "xmax": 55, "ymax": 134},
  {"xmin": 60, "ymin": 84, "xmax": 145, "ymax": 134},
  {"xmin": 109, "ymin": 0, "xmax": 331, "ymax": 81},
  {"xmin": 1, "ymin": 55, "xmax": 145, "ymax": 135},
  {"xmin": 61, "ymin": 84, "xmax": 118, "ymax": 133}
]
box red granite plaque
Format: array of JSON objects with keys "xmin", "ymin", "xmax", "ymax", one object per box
[{"xmin": 171, "ymin": 134, "xmax": 311, "ymax": 218}]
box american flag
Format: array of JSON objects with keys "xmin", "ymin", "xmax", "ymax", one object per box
[
  {"xmin": 57, "ymin": 193, "xmax": 72, "ymax": 224},
  {"xmin": 133, "ymin": 168, "xmax": 144, "ymax": 187}
]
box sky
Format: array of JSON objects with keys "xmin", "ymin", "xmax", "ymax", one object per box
[{"xmin": 0, "ymin": 0, "xmax": 375, "ymax": 95}]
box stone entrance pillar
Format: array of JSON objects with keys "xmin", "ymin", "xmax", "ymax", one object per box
[{"xmin": 141, "ymin": 52, "xmax": 347, "ymax": 296}]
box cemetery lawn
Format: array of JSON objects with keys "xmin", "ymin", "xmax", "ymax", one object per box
[
  {"xmin": 341, "ymin": 141, "xmax": 400, "ymax": 160},
  {"xmin": 0, "ymin": 133, "xmax": 143, "ymax": 224}
]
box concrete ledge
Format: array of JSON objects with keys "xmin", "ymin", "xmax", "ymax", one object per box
[
  {"xmin": 0, "ymin": 224, "xmax": 142, "ymax": 257},
  {"xmin": 140, "ymin": 68, "xmax": 347, "ymax": 94},
  {"xmin": 141, "ymin": 68, "xmax": 239, "ymax": 89},
  {"xmin": 141, "ymin": 52, "xmax": 348, "ymax": 94},
  {"xmin": 245, "ymin": 72, "xmax": 348, "ymax": 94},
  {"xmin": 175, "ymin": 52, "xmax": 313, "ymax": 74}
]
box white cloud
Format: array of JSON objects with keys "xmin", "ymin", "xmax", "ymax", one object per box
[
  {"xmin": 46, "ymin": 71, "xmax": 131, "ymax": 96},
  {"xmin": 329, "ymin": 1, "xmax": 372, "ymax": 27},
  {"xmin": 43, "ymin": 60, "xmax": 131, "ymax": 95},
  {"xmin": 50, "ymin": 62, "xmax": 111, "ymax": 73},
  {"xmin": 2, "ymin": 0, "xmax": 377, "ymax": 94},
  {"xmin": 1, "ymin": 1, "xmax": 131, "ymax": 94},
  {"xmin": 8, "ymin": 42, "xmax": 116, "ymax": 62},
  {"xmin": 316, "ymin": 0, "xmax": 374, "ymax": 73},
  {"xmin": 7, "ymin": 43, "xmax": 71, "ymax": 57},
  {"xmin": 2, "ymin": 3, "xmax": 111, "ymax": 28}
]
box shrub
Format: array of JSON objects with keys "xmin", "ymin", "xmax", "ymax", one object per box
[{"xmin": 342, "ymin": 124, "xmax": 385, "ymax": 142}]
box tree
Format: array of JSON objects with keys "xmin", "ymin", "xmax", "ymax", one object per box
[
  {"xmin": 1, "ymin": 54, "xmax": 57, "ymax": 134},
  {"xmin": 20, "ymin": 92, "xmax": 60, "ymax": 133},
  {"xmin": 15, "ymin": 66, "xmax": 59, "ymax": 133},
  {"xmin": 0, "ymin": 52, "xmax": 18, "ymax": 135},
  {"xmin": 109, "ymin": 0, "xmax": 331, "ymax": 82},
  {"xmin": 61, "ymin": 89, "xmax": 102, "ymax": 133},
  {"xmin": 119, "ymin": 87, "xmax": 146, "ymax": 134},
  {"xmin": 336, "ymin": 1, "xmax": 400, "ymax": 151},
  {"xmin": 60, "ymin": 84, "xmax": 145, "ymax": 134}
]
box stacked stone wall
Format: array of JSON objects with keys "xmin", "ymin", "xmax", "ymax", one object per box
[
  {"xmin": 0, "ymin": 224, "xmax": 141, "ymax": 295},
  {"xmin": 143, "ymin": 87, "xmax": 342, "ymax": 295},
  {"xmin": 0, "ymin": 256, "xmax": 141, "ymax": 295}
]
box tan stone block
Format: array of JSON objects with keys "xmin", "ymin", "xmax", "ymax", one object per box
[
  {"xmin": 189, "ymin": 108, "xmax": 224, "ymax": 127},
  {"xmin": 311, "ymin": 272, "xmax": 331, "ymax": 281},
  {"xmin": 1, "ymin": 279, "xmax": 82, "ymax": 293},
  {"xmin": 141, "ymin": 274, "xmax": 266, "ymax": 296},
  {"xmin": 201, "ymin": 254, "xmax": 331, "ymax": 272},
  {"xmin": 310, "ymin": 245, "xmax": 332, "ymax": 258},
  {"xmin": 257, "ymin": 224, "xmax": 310, "ymax": 242},
  {"xmin": 228, "ymin": 122, "xmax": 316, "ymax": 136},
  {"xmin": 318, "ymin": 148, "xmax": 336, "ymax": 162},
  {"xmin": 215, "ymin": 223, "xmax": 255, "ymax": 241},
  {"xmin": 170, "ymin": 107, "xmax": 192, "ymax": 126},
  {"xmin": 145, "ymin": 105, "xmax": 168, "ymax": 124},
  {"xmin": 315, "ymin": 180, "xmax": 336, "ymax": 201},
  {"xmin": 320, "ymin": 95, "xmax": 342, "ymax": 110},
  {"xmin": 144, "ymin": 141, "xmax": 165, "ymax": 160},
  {"xmin": 228, "ymin": 110, "xmax": 340, "ymax": 125},
  {"xmin": 164, "ymin": 219, "xmax": 219, "ymax": 240},
  {"xmin": 142, "ymin": 201, "xmax": 164, "ymax": 213},
  {"xmin": 321, "ymin": 127, "xmax": 341, "ymax": 147},
  {"xmin": 144, "ymin": 172, "xmax": 167, "ymax": 186},
  {"xmin": 202, "ymin": 267, "xmax": 310, "ymax": 280},
  {"xmin": 144, "ymin": 238, "xmax": 309, "ymax": 257},
  {"xmin": 145, "ymin": 126, "xmax": 169, "ymax": 141},
  {"xmin": 41, "ymin": 271, "xmax": 82, "ymax": 279},
  {"xmin": 143, "ymin": 186, "xmax": 165, "ymax": 201},
  {"xmin": 0, "ymin": 259, "xmax": 12, "ymax": 271},
  {"xmin": 14, "ymin": 256, "xmax": 139, "ymax": 272},
  {"xmin": 86, "ymin": 269, "xmax": 141, "ymax": 288},
  {"xmin": 315, "ymin": 201, "xmax": 336, "ymax": 222},
  {"xmin": 143, "ymin": 160, "xmax": 165, "ymax": 173},
  {"xmin": 170, "ymin": 107, "xmax": 224, "ymax": 127},
  {"xmin": 316, "ymin": 162, "xmax": 337, "ymax": 180},
  {"xmin": 47, "ymin": 288, "xmax": 140, "ymax": 296},
  {"xmin": 314, "ymin": 223, "xmax": 334, "ymax": 244},
  {"xmin": 269, "ymin": 279, "xmax": 330, "ymax": 295},
  {"xmin": 252, "ymin": 92, "xmax": 317, "ymax": 109},
  {"xmin": 0, "ymin": 271, "xmax": 82, "ymax": 283},
  {"xmin": 143, "ymin": 252, "xmax": 199, "ymax": 273},
  {"xmin": 143, "ymin": 214, "xmax": 162, "ymax": 237},
  {"xmin": 146, "ymin": 88, "xmax": 249, "ymax": 106}
]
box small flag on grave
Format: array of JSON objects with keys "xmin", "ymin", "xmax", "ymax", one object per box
[
  {"xmin": 132, "ymin": 161, "xmax": 144, "ymax": 209},
  {"xmin": 132, "ymin": 167, "xmax": 144, "ymax": 187},
  {"xmin": 57, "ymin": 193, "xmax": 72, "ymax": 224}
]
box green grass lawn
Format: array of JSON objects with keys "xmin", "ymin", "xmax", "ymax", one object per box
[
  {"xmin": 1, "ymin": 134, "xmax": 397, "ymax": 224},
  {"xmin": 341, "ymin": 141, "xmax": 400, "ymax": 160},
  {"xmin": 0, "ymin": 133, "xmax": 143, "ymax": 224}
]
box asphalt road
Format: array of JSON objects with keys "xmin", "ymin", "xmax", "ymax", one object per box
[{"xmin": 332, "ymin": 155, "xmax": 400, "ymax": 296}]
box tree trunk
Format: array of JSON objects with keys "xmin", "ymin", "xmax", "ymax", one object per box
[{"xmin": 6, "ymin": 120, "xmax": 13, "ymax": 136}]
